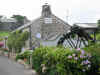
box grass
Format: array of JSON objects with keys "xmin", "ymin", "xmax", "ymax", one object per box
[{"xmin": 0, "ymin": 31, "xmax": 9, "ymax": 37}]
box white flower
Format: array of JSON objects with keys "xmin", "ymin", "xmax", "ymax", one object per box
[
  {"xmin": 74, "ymin": 57, "xmax": 78, "ymax": 60},
  {"xmin": 88, "ymin": 65, "xmax": 91, "ymax": 68},
  {"xmin": 72, "ymin": 54, "xmax": 76, "ymax": 57},
  {"xmin": 82, "ymin": 69, "xmax": 86, "ymax": 72},
  {"xmin": 81, "ymin": 60, "xmax": 91, "ymax": 65},
  {"xmin": 41, "ymin": 64, "xmax": 45, "ymax": 67},
  {"xmin": 42, "ymin": 66, "xmax": 47, "ymax": 73},
  {"xmin": 41, "ymin": 64, "xmax": 47, "ymax": 73}
]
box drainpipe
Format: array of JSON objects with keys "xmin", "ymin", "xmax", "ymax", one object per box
[{"xmin": 29, "ymin": 25, "xmax": 32, "ymax": 50}]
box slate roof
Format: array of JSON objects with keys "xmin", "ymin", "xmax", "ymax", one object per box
[{"xmin": 74, "ymin": 23, "xmax": 98, "ymax": 28}]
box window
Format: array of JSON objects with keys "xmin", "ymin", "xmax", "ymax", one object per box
[{"xmin": 44, "ymin": 18, "xmax": 52, "ymax": 24}]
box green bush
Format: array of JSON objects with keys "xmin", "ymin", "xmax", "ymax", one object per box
[
  {"xmin": 22, "ymin": 50, "xmax": 32, "ymax": 58},
  {"xmin": 7, "ymin": 30, "xmax": 29, "ymax": 53},
  {"xmin": 84, "ymin": 43, "xmax": 100, "ymax": 74},
  {"xmin": 32, "ymin": 46, "xmax": 95, "ymax": 75},
  {"xmin": 16, "ymin": 50, "xmax": 32, "ymax": 64},
  {"xmin": 16, "ymin": 53, "xmax": 24, "ymax": 61}
]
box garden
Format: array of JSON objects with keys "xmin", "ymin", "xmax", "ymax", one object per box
[
  {"xmin": 1, "ymin": 30, "xmax": 99, "ymax": 75},
  {"xmin": 3, "ymin": 20, "xmax": 100, "ymax": 75},
  {"xmin": 0, "ymin": 31, "xmax": 9, "ymax": 56},
  {"xmin": 7, "ymin": 31, "xmax": 100, "ymax": 75},
  {"xmin": 15, "ymin": 44, "xmax": 100, "ymax": 75}
]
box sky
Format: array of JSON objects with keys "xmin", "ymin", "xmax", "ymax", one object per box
[{"xmin": 0, "ymin": 0, "xmax": 100, "ymax": 24}]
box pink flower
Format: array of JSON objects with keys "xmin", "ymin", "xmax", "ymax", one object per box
[
  {"xmin": 76, "ymin": 48, "xmax": 80, "ymax": 51},
  {"xmin": 68, "ymin": 55, "xmax": 72, "ymax": 59},
  {"xmin": 81, "ymin": 60, "xmax": 90, "ymax": 65},
  {"xmin": 80, "ymin": 55, "xmax": 84, "ymax": 58},
  {"xmin": 74, "ymin": 57, "xmax": 78, "ymax": 60},
  {"xmin": 81, "ymin": 50, "xmax": 85, "ymax": 55},
  {"xmin": 86, "ymin": 60, "xmax": 91, "ymax": 64}
]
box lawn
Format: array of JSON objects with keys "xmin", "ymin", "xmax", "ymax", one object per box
[{"xmin": 0, "ymin": 32, "xmax": 9, "ymax": 37}]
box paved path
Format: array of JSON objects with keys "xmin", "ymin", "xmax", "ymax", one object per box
[{"xmin": 0, "ymin": 56, "xmax": 35, "ymax": 75}]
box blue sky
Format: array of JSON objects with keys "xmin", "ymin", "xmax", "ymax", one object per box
[{"xmin": 0, "ymin": 0, "xmax": 100, "ymax": 24}]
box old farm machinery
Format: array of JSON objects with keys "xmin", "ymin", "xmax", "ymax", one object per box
[{"xmin": 57, "ymin": 25, "xmax": 98, "ymax": 48}]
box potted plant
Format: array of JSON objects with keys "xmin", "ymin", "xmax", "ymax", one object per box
[
  {"xmin": 0, "ymin": 48, "xmax": 3, "ymax": 55},
  {"xmin": 22, "ymin": 50, "xmax": 32, "ymax": 64},
  {"xmin": 3, "ymin": 48, "xmax": 8, "ymax": 56}
]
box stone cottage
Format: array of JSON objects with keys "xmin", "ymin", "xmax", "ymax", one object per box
[{"xmin": 14, "ymin": 3, "xmax": 71, "ymax": 49}]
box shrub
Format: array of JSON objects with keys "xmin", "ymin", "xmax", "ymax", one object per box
[
  {"xmin": 3, "ymin": 48, "xmax": 8, "ymax": 52},
  {"xmin": 22, "ymin": 50, "xmax": 32, "ymax": 58},
  {"xmin": 16, "ymin": 50, "xmax": 32, "ymax": 64},
  {"xmin": 16, "ymin": 53, "xmax": 24, "ymax": 61},
  {"xmin": 32, "ymin": 46, "xmax": 94, "ymax": 75},
  {"xmin": 7, "ymin": 31, "xmax": 29, "ymax": 53},
  {"xmin": 84, "ymin": 43, "xmax": 100, "ymax": 74}
]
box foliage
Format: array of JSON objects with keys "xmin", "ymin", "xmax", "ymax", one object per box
[
  {"xmin": 7, "ymin": 32, "xmax": 16, "ymax": 51},
  {"xmin": 0, "ymin": 48, "xmax": 8, "ymax": 51},
  {"xmin": 94, "ymin": 33, "xmax": 100, "ymax": 40},
  {"xmin": 97, "ymin": 19, "xmax": 100, "ymax": 27},
  {"xmin": 22, "ymin": 50, "xmax": 32, "ymax": 58},
  {"xmin": 0, "ymin": 38, "xmax": 3, "ymax": 41},
  {"xmin": 16, "ymin": 53, "xmax": 24, "ymax": 61},
  {"xmin": 2, "ymin": 48, "xmax": 8, "ymax": 52},
  {"xmin": 84, "ymin": 43, "xmax": 100, "ymax": 74},
  {"xmin": 96, "ymin": 20, "xmax": 100, "ymax": 35},
  {"xmin": 0, "ymin": 32, "xmax": 9, "ymax": 37},
  {"xmin": 11, "ymin": 15, "xmax": 25, "ymax": 25},
  {"xmin": 32, "ymin": 46, "xmax": 96, "ymax": 75},
  {"xmin": 16, "ymin": 50, "xmax": 32, "ymax": 64},
  {"xmin": 7, "ymin": 30, "xmax": 29, "ymax": 53}
]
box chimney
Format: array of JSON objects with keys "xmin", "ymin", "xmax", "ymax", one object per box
[{"xmin": 42, "ymin": 3, "xmax": 52, "ymax": 17}]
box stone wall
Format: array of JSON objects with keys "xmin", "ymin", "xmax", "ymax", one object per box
[{"xmin": 0, "ymin": 22, "xmax": 25, "ymax": 31}]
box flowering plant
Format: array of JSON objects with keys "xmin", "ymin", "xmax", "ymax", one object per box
[
  {"xmin": 0, "ymin": 42, "xmax": 4, "ymax": 48},
  {"xmin": 32, "ymin": 46, "xmax": 98, "ymax": 75},
  {"xmin": 67, "ymin": 48, "xmax": 92, "ymax": 73}
]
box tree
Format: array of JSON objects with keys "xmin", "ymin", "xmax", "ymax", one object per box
[
  {"xmin": 11, "ymin": 15, "xmax": 25, "ymax": 25},
  {"xmin": 7, "ymin": 30, "xmax": 29, "ymax": 53},
  {"xmin": 97, "ymin": 19, "xmax": 100, "ymax": 27},
  {"xmin": 95, "ymin": 20, "xmax": 100, "ymax": 40}
]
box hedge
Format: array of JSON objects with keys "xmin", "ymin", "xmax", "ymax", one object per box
[{"xmin": 32, "ymin": 46, "xmax": 100, "ymax": 75}]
